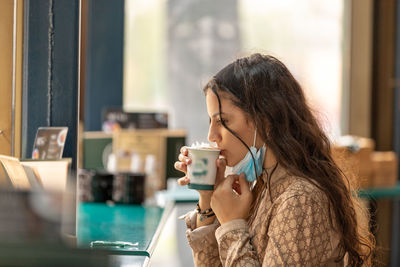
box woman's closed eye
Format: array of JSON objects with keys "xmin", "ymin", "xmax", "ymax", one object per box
[
  {"xmin": 209, "ymin": 117, "xmax": 228, "ymax": 126},
  {"xmin": 216, "ymin": 118, "xmax": 228, "ymax": 125}
]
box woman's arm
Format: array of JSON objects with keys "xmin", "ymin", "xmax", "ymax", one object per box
[
  {"xmin": 212, "ymin": 174, "xmax": 261, "ymax": 266},
  {"xmin": 216, "ymin": 219, "xmax": 261, "ymax": 266},
  {"xmin": 179, "ymin": 157, "xmax": 228, "ymax": 266},
  {"xmin": 183, "ymin": 207, "xmax": 222, "ymax": 267}
]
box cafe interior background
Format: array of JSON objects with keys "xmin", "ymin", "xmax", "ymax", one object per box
[{"xmin": 0, "ymin": 0, "xmax": 399, "ymax": 266}]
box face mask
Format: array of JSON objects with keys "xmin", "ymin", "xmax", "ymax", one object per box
[{"xmin": 231, "ymin": 129, "xmax": 266, "ymax": 182}]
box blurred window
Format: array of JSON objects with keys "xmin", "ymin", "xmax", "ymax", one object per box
[
  {"xmin": 239, "ymin": 0, "xmax": 344, "ymax": 138},
  {"xmin": 124, "ymin": 0, "xmax": 168, "ymax": 111},
  {"xmin": 124, "ymin": 0, "xmax": 344, "ymax": 138}
]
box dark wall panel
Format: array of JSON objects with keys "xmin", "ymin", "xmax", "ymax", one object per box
[
  {"xmin": 22, "ymin": 0, "xmax": 52, "ymax": 157},
  {"xmin": 52, "ymin": 0, "xmax": 80, "ymax": 169},
  {"xmin": 22, "ymin": 0, "xmax": 79, "ymax": 170},
  {"xmin": 22, "ymin": 0, "xmax": 80, "ymax": 236},
  {"xmin": 84, "ymin": 0, "xmax": 124, "ymax": 131}
]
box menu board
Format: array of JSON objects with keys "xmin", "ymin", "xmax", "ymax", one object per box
[{"xmin": 32, "ymin": 127, "xmax": 68, "ymax": 160}]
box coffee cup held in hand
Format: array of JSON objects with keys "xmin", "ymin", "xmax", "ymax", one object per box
[{"xmin": 186, "ymin": 142, "xmax": 221, "ymax": 190}]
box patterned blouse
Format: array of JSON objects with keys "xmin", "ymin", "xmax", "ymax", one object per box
[{"xmin": 183, "ymin": 164, "xmax": 345, "ymax": 266}]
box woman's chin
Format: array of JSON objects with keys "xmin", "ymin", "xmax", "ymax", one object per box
[{"xmin": 219, "ymin": 155, "xmax": 232, "ymax": 167}]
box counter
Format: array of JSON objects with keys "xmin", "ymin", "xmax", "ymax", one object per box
[
  {"xmin": 358, "ymin": 182, "xmax": 400, "ymax": 199},
  {"xmin": 77, "ymin": 201, "xmax": 174, "ymax": 265}
]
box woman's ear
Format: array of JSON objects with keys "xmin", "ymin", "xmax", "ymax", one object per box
[
  {"xmin": 246, "ymin": 121, "xmax": 257, "ymax": 137},
  {"xmin": 244, "ymin": 114, "xmax": 255, "ymax": 128},
  {"xmin": 259, "ymin": 119, "xmax": 270, "ymax": 144}
]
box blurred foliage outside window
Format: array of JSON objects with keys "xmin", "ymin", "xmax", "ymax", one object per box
[
  {"xmin": 124, "ymin": 0, "xmax": 343, "ymax": 137},
  {"xmin": 124, "ymin": 0, "xmax": 168, "ymax": 112},
  {"xmin": 239, "ymin": 0, "xmax": 344, "ymax": 138}
]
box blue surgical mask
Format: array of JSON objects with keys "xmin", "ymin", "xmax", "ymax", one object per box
[{"xmin": 231, "ymin": 129, "xmax": 266, "ymax": 182}]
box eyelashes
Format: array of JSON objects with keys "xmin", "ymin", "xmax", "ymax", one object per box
[
  {"xmin": 209, "ymin": 118, "xmax": 228, "ymax": 125},
  {"xmin": 216, "ymin": 118, "xmax": 227, "ymax": 125}
]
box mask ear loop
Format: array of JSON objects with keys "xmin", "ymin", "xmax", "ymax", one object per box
[
  {"xmin": 253, "ymin": 128, "xmax": 257, "ymax": 147},
  {"xmin": 249, "ymin": 128, "xmax": 258, "ymax": 190}
]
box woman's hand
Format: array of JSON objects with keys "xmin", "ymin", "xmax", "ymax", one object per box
[
  {"xmin": 175, "ymin": 146, "xmax": 192, "ymax": 186},
  {"xmin": 174, "ymin": 146, "xmax": 227, "ymax": 205},
  {"xmin": 211, "ymin": 173, "xmax": 253, "ymax": 225}
]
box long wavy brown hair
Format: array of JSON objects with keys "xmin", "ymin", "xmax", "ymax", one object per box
[{"xmin": 204, "ymin": 53, "xmax": 375, "ymax": 266}]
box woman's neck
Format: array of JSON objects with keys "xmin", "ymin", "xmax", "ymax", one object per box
[{"xmin": 263, "ymin": 146, "xmax": 277, "ymax": 169}]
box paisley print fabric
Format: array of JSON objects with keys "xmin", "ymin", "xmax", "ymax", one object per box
[{"xmin": 183, "ymin": 165, "xmax": 344, "ymax": 266}]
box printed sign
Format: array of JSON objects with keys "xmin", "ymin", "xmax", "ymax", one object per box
[
  {"xmin": 32, "ymin": 127, "xmax": 68, "ymax": 160},
  {"xmin": 102, "ymin": 108, "xmax": 168, "ymax": 133}
]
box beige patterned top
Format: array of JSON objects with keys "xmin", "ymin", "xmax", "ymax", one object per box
[{"xmin": 183, "ymin": 164, "xmax": 345, "ymax": 266}]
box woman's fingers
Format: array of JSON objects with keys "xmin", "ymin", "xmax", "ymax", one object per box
[
  {"xmin": 214, "ymin": 158, "xmax": 227, "ymax": 188},
  {"xmin": 180, "ymin": 146, "xmax": 188, "ymax": 156},
  {"xmin": 176, "ymin": 146, "xmax": 191, "ymax": 187},
  {"xmin": 175, "ymin": 146, "xmax": 192, "ymax": 174},
  {"xmin": 215, "ymin": 173, "xmax": 238, "ymax": 194},
  {"xmin": 220, "ymin": 174, "xmax": 237, "ymax": 189},
  {"xmin": 232, "ymin": 179, "xmax": 241, "ymax": 195},
  {"xmin": 174, "ymin": 161, "xmax": 187, "ymax": 174},
  {"xmin": 177, "ymin": 176, "xmax": 190, "ymax": 186},
  {"xmin": 178, "ymin": 153, "xmax": 191, "ymax": 165},
  {"xmin": 237, "ymin": 173, "xmax": 250, "ymax": 195},
  {"xmin": 215, "ymin": 173, "xmax": 244, "ymax": 195}
]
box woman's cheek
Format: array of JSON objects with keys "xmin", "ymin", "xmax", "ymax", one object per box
[
  {"xmin": 220, "ymin": 151, "xmax": 232, "ymax": 167},
  {"xmin": 223, "ymin": 154, "xmax": 235, "ymax": 167},
  {"xmin": 227, "ymin": 154, "xmax": 243, "ymax": 167}
]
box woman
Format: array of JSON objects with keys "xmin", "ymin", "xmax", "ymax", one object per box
[{"xmin": 174, "ymin": 53, "xmax": 374, "ymax": 266}]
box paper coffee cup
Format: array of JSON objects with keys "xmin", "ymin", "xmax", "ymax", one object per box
[{"xmin": 187, "ymin": 147, "xmax": 221, "ymax": 190}]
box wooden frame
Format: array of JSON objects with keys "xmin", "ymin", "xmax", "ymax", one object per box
[
  {"xmin": 342, "ymin": 0, "xmax": 374, "ymax": 137},
  {"xmin": 0, "ymin": 0, "xmax": 23, "ymax": 157}
]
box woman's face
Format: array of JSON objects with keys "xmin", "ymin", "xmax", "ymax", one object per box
[{"xmin": 206, "ymin": 90, "xmax": 256, "ymax": 167}]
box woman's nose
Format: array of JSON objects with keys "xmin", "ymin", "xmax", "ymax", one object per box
[{"xmin": 208, "ymin": 124, "xmax": 221, "ymax": 143}]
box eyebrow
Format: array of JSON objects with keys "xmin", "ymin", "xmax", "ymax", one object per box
[{"xmin": 211, "ymin": 112, "xmax": 227, "ymax": 118}]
